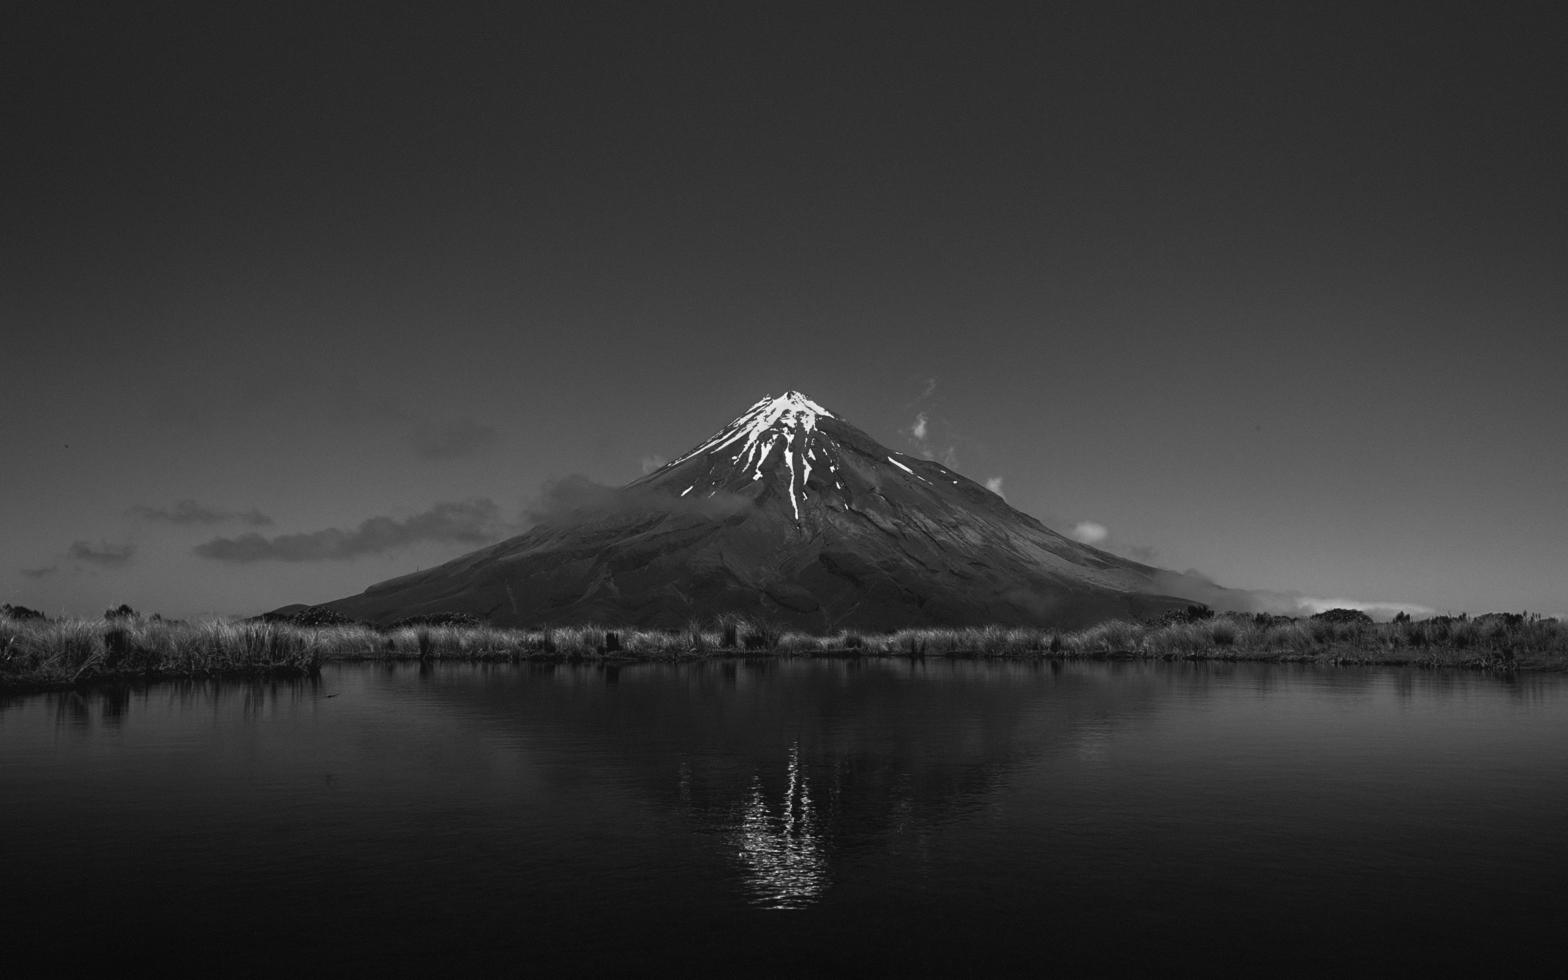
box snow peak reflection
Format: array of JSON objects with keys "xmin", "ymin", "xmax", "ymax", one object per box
[{"xmin": 728, "ymin": 741, "xmax": 828, "ymax": 909}]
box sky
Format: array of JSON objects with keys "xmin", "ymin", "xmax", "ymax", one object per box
[{"xmin": 4, "ymin": 2, "xmax": 1565, "ymax": 620}]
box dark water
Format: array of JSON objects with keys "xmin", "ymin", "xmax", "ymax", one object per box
[{"xmin": 3, "ymin": 659, "xmax": 1566, "ymax": 976}]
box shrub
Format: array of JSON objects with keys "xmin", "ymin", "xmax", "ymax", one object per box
[
  {"xmin": 1071, "ymin": 619, "xmax": 1140, "ymax": 654},
  {"xmin": 387, "ymin": 612, "xmax": 485, "ymax": 629},
  {"xmin": 260, "ymin": 607, "xmax": 360, "ymax": 628},
  {"xmin": 749, "ymin": 619, "xmax": 782, "ymax": 650},
  {"xmin": 1208, "ymin": 618, "xmax": 1238, "ymax": 647},
  {"xmin": 718, "ymin": 614, "xmax": 741, "ymax": 649},
  {"xmin": 1310, "ymin": 608, "xmax": 1374, "ymax": 626},
  {"xmin": 1154, "ymin": 604, "xmax": 1214, "ymax": 626},
  {"xmin": 102, "ymin": 626, "xmax": 133, "ymax": 669},
  {"xmin": 1266, "ymin": 621, "xmax": 1314, "ymax": 654}
]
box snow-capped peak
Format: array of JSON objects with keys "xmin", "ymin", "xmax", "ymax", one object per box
[
  {"xmin": 667, "ymin": 391, "xmax": 837, "ymax": 521},
  {"xmin": 670, "ymin": 392, "xmax": 833, "ymax": 467},
  {"xmin": 767, "ymin": 390, "xmax": 834, "ymax": 419}
]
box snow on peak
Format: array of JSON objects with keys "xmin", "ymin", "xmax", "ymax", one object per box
[
  {"xmin": 658, "ymin": 391, "xmax": 942, "ymax": 523},
  {"xmin": 768, "ymin": 390, "xmax": 834, "ymax": 417},
  {"xmin": 668, "ymin": 391, "xmax": 837, "ymax": 522},
  {"xmin": 671, "ymin": 392, "xmax": 834, "ymax": 466}
]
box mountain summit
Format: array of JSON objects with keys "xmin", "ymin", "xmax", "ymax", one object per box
[{"xmin": 314, "ymin": 391, "xmax": 1199, "ymax": 629}]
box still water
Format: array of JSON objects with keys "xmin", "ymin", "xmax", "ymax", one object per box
[{"xmin": 3, "ymin": 659, "xmax": 1565, "ymax": 976}]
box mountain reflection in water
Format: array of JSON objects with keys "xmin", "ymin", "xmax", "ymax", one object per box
[
  {"xmin": 725, "ymin": 741, "xmax": 828, "ymax": 908},
  {"xmin": 4, "ymin": 660, "xmax": 1568, "ymax": 975}
]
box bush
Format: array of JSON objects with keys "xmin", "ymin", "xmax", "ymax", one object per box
[
  {"xmin": 718, "ymin": 614, "xmax": 741, "ymax": 649},
  {"xmin": 1154, "ymin": 604, "xmax": 1214, "ymax": 626},
  {"xmin": 1310, "ymin": 608, "xmax": 1374, "ymax": 626},
  {"xmin": 387, "ymin": 612, "xmax": 485, "ymax": 629},
  {"xmin": 1208, "ymin": 618, "xmax": 1238, "ymax": 647},
  {"xmin": 686, "ymin": 619, "xmax": 708, "ymax": 652},
  {"xmin": 1071, "ymin": 619, "xmax": 1140, "ymax": 654},
  {"xmin": 259, "ymin": 607, "xmax": 359, "ymax": 628}
]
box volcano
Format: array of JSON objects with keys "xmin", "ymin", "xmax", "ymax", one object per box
[{"xmin": 314, "ymin": 392, "xmax": 1202, "ymax": 629}]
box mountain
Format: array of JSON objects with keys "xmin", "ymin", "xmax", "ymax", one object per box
[{"xmin": 313, "ymin": 391, "xmax": 1202, "ymax": 629}]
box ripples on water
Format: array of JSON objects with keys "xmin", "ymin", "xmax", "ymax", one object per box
[{"xmin": 3, "ymin": 660, "xmax": 1566, "ymax": 975}]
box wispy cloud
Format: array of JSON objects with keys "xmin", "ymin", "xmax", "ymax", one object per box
[
  {"xmin": 67, "ymin": 541, "xmax": 136, "ymax": 567},
  {"xmin": 195, "ymin": 499, "xmax": 505, "ymax": 563},
  {"xmin": 905, "ymin": 378, "xmax": 961, "ymax": 468},
  {"xmin": 906, "ymin": 419, "xmax": 959, "ymax": 467},
  {"xmin": 129, "ymin": 499, "xmax": 274, "ymax": 526},
  {"xmin": 523, "ymin": 474, "xmax": 749, "ymax": 526},
  {"xmin": 20, "ymin": 566, "xmax": 58, "ymax": 579},
  {"xmin": 524, "ymin": 476, "xmax": 620, "ymax": 524},
  {"xmin": 1061, "ymin": 519, "xmax": 1160, "ymax": 562},
  {"xmin": 985, "ymin": 476, "xmax": 1006, "ymax": 498},
  {"xmin": 1268, "ymin": 594, "xmax": 1439, "ymax": 621},
  {"xmin": 406, "ymin": 416, "xmax": 500, "ymax": 460},
  {"xmin": 1147, "ymin": 568, "xmax": 1439, "ymax": 623},
  {"xmin": 1068, "ymin": 520, "xmax": 1107, "ymax": 544},
  {"xmin": 640, "ymin": 454, "xmax": 669, "ymax": 475}
]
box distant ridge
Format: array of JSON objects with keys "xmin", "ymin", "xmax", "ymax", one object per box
[{"xmin": 311, "ymin": 391, "xmax": 1204, "ymax": 629}]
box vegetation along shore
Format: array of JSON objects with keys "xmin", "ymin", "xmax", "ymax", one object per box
[{"xmin": 3, "ymin": 603, "xmax": 1563, "ymax": 693}]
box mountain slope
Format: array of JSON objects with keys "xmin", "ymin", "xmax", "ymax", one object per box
[{"xmin": 315, "ymin": 392, "xmax": 1200, "ymax": 629}]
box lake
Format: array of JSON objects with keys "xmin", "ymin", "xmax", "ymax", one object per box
[{"xmin": 3, "ymin": 659, "xmax": 1565, "ymax": 976}]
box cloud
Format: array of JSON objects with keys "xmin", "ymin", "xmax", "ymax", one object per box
[
  {"xmin": 907, "ymin": 414, "xmax": 959, "ymax": 467},
  {"xmin": 1058, "ymin": 518, "xmax": 1159, "ymax": 562},
  {"xmin": 523, "ymin": 474, "xmax": 750, "ymax": 527},
  {"xmin": 195, "ymin": 499, "xmax": 506, "ymax": 563},
  {"xmin": 67, "ymin": 541, "xmax": 136, "ymax": 567},
  {"xmin": 985, "ymin": 476, "xmax": 1006, "ymax": 498},
  {"xmin": 1268, "ymin": 594, "xmax": 1439, "ymax": 621},
  {"xmin": 406, "ymin": 417, "xmax": 499, "ymax": 460},
  {"xmin": 20, "ymin": 566, "xmax": 58, "ymax": 579},
  {"xmin": 1144, "ymin": 569, "xmax": 1439, "ymax": 622},
  {"xmin": 129, "ymin": 500, "xmax": 274, "ymax": 526},
  {"xmin": 523, "ymin": 476, "xmax": 623, "ymax": 525},
  {"xmin": 904, "ymin": 380, "xmax": 962, "ymax": 468},
  {"xmin": 640, "ymin": 454, "xmax": 669, "ymax": 475},
  {"xmin": 1068, "ymin": 520, "xmax": 1107, "ymax": 544}
]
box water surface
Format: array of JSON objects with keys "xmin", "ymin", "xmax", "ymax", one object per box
[{"xmin": 3, "ymin": 660, "xmax": 1564, "ymax": 975}]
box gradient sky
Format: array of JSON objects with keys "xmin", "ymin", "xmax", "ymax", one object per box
[{"xmin": 5, "ymin": 2, "xmax": 1565, "ymax": 620}]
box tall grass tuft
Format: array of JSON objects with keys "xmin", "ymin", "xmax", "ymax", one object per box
[{"xmin": 5, "ymin": 609, "xmax": 1567, "ymax": 690}]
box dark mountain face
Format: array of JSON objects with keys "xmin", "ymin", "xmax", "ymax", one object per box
[{"xmin": 317, "ymin": 392, "xmax": 1200, "ymax": 629}]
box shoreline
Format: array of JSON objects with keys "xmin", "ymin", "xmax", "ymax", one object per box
[
  {"xmin": 4, "ymin": 613, "xmax": 1562, "ymax": 695},
  {"xmin": 1, "ymin": 644, "xmax": 1555, "ymax": 697}
]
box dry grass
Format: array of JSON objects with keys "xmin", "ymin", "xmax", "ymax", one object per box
[{"xmin": 4, "ymin": 610, "xmax": 1564, "ymax": 691}]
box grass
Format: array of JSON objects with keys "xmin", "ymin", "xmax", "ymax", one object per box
[{"xmin": 3, "ymin": 610, "xmax": 1564, "ymax": 692}]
